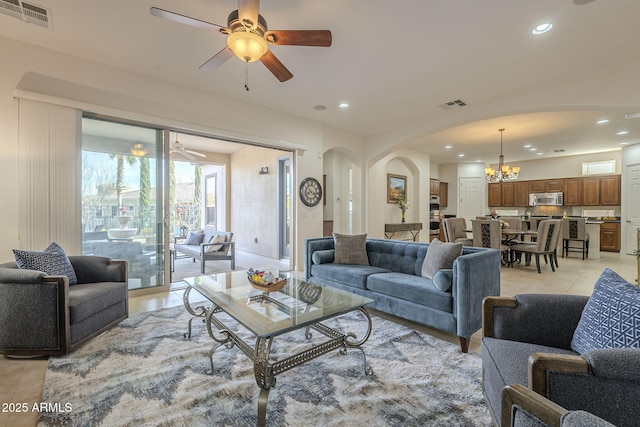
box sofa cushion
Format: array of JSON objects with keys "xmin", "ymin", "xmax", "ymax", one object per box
[
  {"xmin": 333, "ymin": 233, "xmax": 369, "ymax": 265},
  {"xmin": 432, "ymin": 269, "xmax": 454, "ymax": 292},
  {"xmin": 420, "ymin": 239, "xmax": 462, "ymax": 279},
  {"xmin": 366, "ymin": 272, "xmax": 453, "ymax": 312},
  {"xmin": 312, "ymin": 249, "xmax": 335, "ymax": 264},
  {"xmin": 68, "ymin": 281, "xmax": 129, "ymax": 324},
  {"xmin": 206, "ymin": 234, "xmax": 226, "ymax": 252},
  {"xmin": 571, "ymin": 268, "xmax": 640, "ymax": 354},
  {"xmin": 185, "ymin": 231, "xmax": 204, "ymax": 245},
  {"xmin": 310, "ymin": 263, "xmax": 389, "ymax": 290},
  {"xmin": 13, "ymin": 242, "xmax": 78, "ymax": 285}
]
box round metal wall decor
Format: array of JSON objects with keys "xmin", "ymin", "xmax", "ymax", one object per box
[{"xmin": 299, "ymin": 177, "xmax": 322, "ymax": 207}]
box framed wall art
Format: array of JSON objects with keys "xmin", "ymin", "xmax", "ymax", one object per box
[{"xmin": 387, "ymin": 173, "xmax": 407, "ymax": 203}]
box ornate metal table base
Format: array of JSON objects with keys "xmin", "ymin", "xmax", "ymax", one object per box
[{"xmin": 184, "ymin": 287, "xmax": 373, "ymax": 426}]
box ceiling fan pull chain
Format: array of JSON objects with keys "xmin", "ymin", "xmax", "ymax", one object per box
[{"xmin": 244, "ymin": 62, "xmax": 250, "ymax": 91}]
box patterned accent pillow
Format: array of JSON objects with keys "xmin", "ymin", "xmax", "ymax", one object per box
[
  {"xmin": 332, "ymin": 233, "xmax": 369, "ymax": 265},
  {"xmin": 13, "ymin": 242, "xmax": 78, "ymax": 285},
  {"xmin": 421, "ymin": 239, "xmax": 463, "ymax": 280},
  {"xmin": 185, "ymin": 231, "xmax": 205, "ymax": 245},
  {"xmin": 571, "ymin": 268, "xmax": 640, "ymax": 354}
]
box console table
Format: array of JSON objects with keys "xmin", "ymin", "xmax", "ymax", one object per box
[{"xmin": 384, "ymin": 223, "xmax": 422, "ymax": 241}]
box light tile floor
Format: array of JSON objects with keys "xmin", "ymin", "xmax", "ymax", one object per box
[{"xmin": 1, "ymin": 251, "xmax": 637, "ymax": 427}]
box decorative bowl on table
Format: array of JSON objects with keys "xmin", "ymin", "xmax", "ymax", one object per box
[{"xmin": 247, "ymin": 269, "xmax": 288, "ymax": 293}]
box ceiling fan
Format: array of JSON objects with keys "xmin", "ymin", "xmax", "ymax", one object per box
[
  {"xmin": 170, "ymin": 137, "xmax": 206, "ymax": 161},
  {"xmin": 150, "ymin": 0, "xmax": 332, "ymax": 83}
]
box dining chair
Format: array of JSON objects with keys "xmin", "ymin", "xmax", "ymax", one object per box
[
  {"xmin": 510, "ymin": 219, "xmax": 562, "ymax": 273},
  {"xmin": 472, "ymin": 220, "xmax": 510, "ymax": 265},
  {"xmin": 562, "ymin": 217, "xmax": 589, "ymax": 260},
  {"xmin": 500, "ymin": 217, "xmax": 522, "ymax": 230},
  {"xmin": 443, "ymin": 218, "xmax": 473, "ymax": 246}
]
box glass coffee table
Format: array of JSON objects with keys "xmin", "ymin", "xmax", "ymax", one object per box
[{"xmin": 182, "ymin": 270, "xmax": 374, "ymax": 426}]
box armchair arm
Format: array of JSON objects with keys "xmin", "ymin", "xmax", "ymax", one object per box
[
  {"xmin": 502, "ymin": 383, "xmax": 566, "ymax": 427},
  {"xmin": 0, "ymin": 271, "xmax": 69, "ymax": 355},
  {"xmin": 529, "ymin": 349, "xmax": 640, "ymax": 427},
  {"xmin": 483, "ymin": 294, "xmax": 589, "ymax": 349},
  {"xmin": 200, "ymin": 241, "xmax": 235, "ymax": 255}
]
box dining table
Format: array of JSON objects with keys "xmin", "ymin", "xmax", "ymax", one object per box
[{"xmin": 464, "ymin": 227, "xmax": 539, "ymax": 267}]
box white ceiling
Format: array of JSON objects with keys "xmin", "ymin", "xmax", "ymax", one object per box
[{"xmin": 2, "ymin": 0, "xmax": 640, "ymax": 165}]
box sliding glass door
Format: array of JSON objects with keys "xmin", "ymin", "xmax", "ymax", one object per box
[{"xmin": 81, "ymin": 116, "xmax": 166, "ymax": 290}]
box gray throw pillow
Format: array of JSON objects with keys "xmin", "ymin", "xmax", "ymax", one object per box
[
  {"xmin": 571, "ymin": 268, "xmax": 640, "ymax": 354},
  {"xmin": 185, "ymin": 231, "xmax": 205, "ymax": 245},
  {"xmin": 332, "ymin": 233, "xmax": 369, "ymax": 265},
  {"xmin": 13, "ymin": 242, "xmax": 78, "ymax": 285},
  {"xmin": 421, "ymin": 239, "xmax": 463, "ymax": 280}
]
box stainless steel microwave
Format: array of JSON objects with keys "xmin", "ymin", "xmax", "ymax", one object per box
[{"xmin": 529, "ymin": 192, "xmax": 564, "ymax": 206}]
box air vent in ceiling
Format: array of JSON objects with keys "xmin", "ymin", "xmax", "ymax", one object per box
[
  {"xmin": 0, "ymin": 0, "xmax": 51, "ymax": 29},
  {"xmin": 438, "ymin": 99, "xmax": 468, "ymax": 110},
  {"xmin": 553, "ymin": 149, "xmax": 565, "ymax": 153}
]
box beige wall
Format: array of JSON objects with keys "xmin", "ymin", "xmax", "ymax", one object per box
[{"xmin": 230, "ymin": 146, "xmax": 288, "ymax": 258}]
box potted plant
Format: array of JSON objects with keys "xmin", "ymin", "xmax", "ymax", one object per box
[{"xmin": 395, "ymin": 196, "xmax": 409, "ymax": 223}]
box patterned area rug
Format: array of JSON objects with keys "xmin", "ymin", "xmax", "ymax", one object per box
[{"xmin": 39, "ymin": 306, "xmax": 491, "ymax": 426}]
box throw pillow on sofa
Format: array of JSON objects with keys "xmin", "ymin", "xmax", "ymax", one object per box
[
  {"xmin": 206, "ymin": 234, "xmax": 227, "ymax": 252},
  {"xmin": 185, "ymin": 231, "xmax": 205, "ymax": 245},
  {"xmin": 571, "ymin": 268, "xmax": 640, "ymax": 354},
  {"xmin": 332, "ymin": 233, "xmax": 369, "ymax": 265},
  {"xmin": 13, "ymin": 242, "xmax": 78, "ymax": 285},
  {"xmin": 421, "ymin": 238, "xmax": 463, "ymax": 280}
]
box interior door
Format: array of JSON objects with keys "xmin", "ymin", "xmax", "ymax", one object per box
[
  {"xmin": 625, "ymin": 163, "xmax": 640, "ymax": 254},
  {"xmin": 459, "ymin": 177, "xmax": 484, "ymax": 223}
]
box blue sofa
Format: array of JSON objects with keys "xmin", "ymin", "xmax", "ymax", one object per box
[{"xmin": 304, "ymin": 237, "xmax": 501, "ymax": 352}]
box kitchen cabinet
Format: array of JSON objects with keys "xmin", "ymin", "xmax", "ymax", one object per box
[
  {"xmin": 600, "ymin": 222, "xmax": 621, "ymax": 252},
  {"xmin": 563, "ymin": 178, "xmax": 582, "ymax": 206},
  {"xmin": 600, "ymin": 175, "xmax": 621, "ymax": 205},
  {"xmin": 488, "ymin": 183, "xmax": 502, "ymax": 207},
  {"xmin": 528, "ymin": 180, "xmax": 545, "ymax": 193},
  {"xmin": 430, "ymin": 179, "xmax": 440, "ymax": 196},
  {"xmin": 545, "ymin": 179, "xmax": 564, "ymax": 192},
  {"xmin": 439, "ymin": 182, "xmax": 448, "ymax": 207},
  {"xmin": 515, "ymin": 181, "xmax": 530, "ymax": 206},
  {"xmin": 582, "ymin": 177, "xmax": 600, "ymax": 206},
  {"xmin": 501, "ymin": 182, "xmax": 515, "ymax": 206}
]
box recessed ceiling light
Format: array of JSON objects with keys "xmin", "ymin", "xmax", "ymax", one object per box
[
  {"xmin": 444, "ymin": 145, "xmax": 453, "ymax": 149},
  {"xmin": 313, "ymin": 105, "xmax": 326, "ymax": 111},
  {"xmin": 596, "ymin": 119, "xmax": 609, "ymax": 124},
  {"xmin": 616, "ymin": 131, "xmax": 629, "ymax": 135},
  {"xmin": 338, "ymin": 102, "xmax": 349, "ymax": 109},
  {"xmin": 458, "ymin": 154, "xmax": 465, "ymax": 157},
  {"xmin": 529, "ymin": 148, "xmax": 537, "ymax": 151},
  {"xmin": 532, "ymin": 23, "xmax": 553, "ymax": 35},
  {"xmin": 536, "ymin": 152, "xmax": 544, "ymax": 156},
  {"xmin": 524, "ymin": 144, "xmax": 532, "ymax": 148},
  {"xmin": 619, "ymin": 142, "xmax": 629, "ymax": 146}
]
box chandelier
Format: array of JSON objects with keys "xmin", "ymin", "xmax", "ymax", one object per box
[{"xmin": 485, "ymin": 128, "xmax": 520, "ymax": 182}]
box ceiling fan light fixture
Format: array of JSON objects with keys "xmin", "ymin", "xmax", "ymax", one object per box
[
  {"xmin": 131, "ymin": 143, "xmax": 147, "ymax": 157},
  {"xmin": 227, "ymin": 31, "xmax": 268, "ymax": 62}
]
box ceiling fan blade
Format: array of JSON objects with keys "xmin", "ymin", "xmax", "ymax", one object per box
[
  {"xmin": 185, "ymin": 149, "xmax": 207, "ymax": 158},
  {"xmin": 238, "ymin": 0, "xmax": 260, "ymax": 29},
  {"xmin": 259, "ymin": 50, "xmax": 293, "ymax": 82},
  {"xmin": 175, "ymin": 151, "xmax": 196, "ymax": 161},
  {"xmin": 150, "ymin": 7, "xmax": 226, "ymax": 32},
  {"xmin": 265, "ymin": 30, "xmax": 332, "ymax": 47},
  {"xmin": 199, "ymin": 47, "xmax": 234, "ymax": 71}
]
